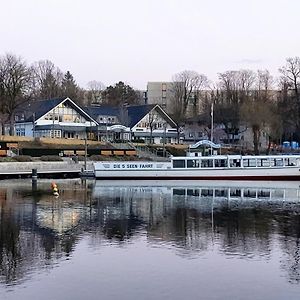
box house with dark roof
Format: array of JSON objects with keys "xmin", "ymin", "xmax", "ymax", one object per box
[
  {"xmin": 13, "ymin": 97, "xmax": 98, "ymax": 139},
  {"xmin": 11, "ymin": 98, "xmax": 177, "ymax": 143},
  {"xmin": 128, "ymin": 104, "xmax": 177, "ymax": 143},
  {"xmin": 85, "ymin": 104, "xmax": 178, "ymax": 143}
]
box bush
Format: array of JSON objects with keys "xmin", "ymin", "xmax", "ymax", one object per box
[
  {"xmin": 0, "ymin": 157, "xmax": 15, "ymax": 162},
  {"xmin": 13, "ymin": 155, "xmax": 33, "ymax": 162},
  {"xmin": 40, "ymin": 155, "xmax": 63, "ymax": 161},
  {"xmin": 133, "ymin": 139, "xmax": 145, "ymax": 143},
  {"xmin": 76, "ymin": 155, "xmax": 86, "ymax": 161},
  {"xmin": 165, "ymin": 146, "xmax": 186, "ymax": 156}
]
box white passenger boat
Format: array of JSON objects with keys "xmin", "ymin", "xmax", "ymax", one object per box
[{"xmin": 93, "ymin": 153, "xmax": 300, "ymax": 181}]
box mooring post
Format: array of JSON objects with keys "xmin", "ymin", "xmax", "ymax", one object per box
[
  {"xmin": 32, "ymin": 168, "xmax": 38, "ymax": 191},
  {"xmin": 32, "ymin": 168, "xmax": 37, "ymax": 181}
]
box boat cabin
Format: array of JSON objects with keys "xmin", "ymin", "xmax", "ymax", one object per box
[{"xmin": 172, "ymin": 155, "xmax": 300, "ymax": 169}]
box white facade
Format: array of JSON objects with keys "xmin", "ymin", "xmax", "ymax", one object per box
[
  {"xmin": 131, "ymin": 106, "xmax": 177, "ymax": 144},
  {"xmin": 13, "ymin": 98, "xmax": 97, "ymax": 139}
]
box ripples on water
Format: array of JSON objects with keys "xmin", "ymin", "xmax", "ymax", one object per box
[{"xmin": 0, "ymin": 179, "xmax": 300, "ymax": 299}]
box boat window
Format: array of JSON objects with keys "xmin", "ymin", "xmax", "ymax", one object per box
[
  {"xmin": 187, "ymin": 159, "xmax": 200, "ymax": 168},
  {"xmin": 271, "ymin": 158, "xmax": 284, "ymax": 167},
  {"xmin": 284, "ymin": 157, "xmax": 297, "ymax": 166},
  {"xmin": 201, "ymin": 159, "xmax": 213, "ymax": 168},
  {"xmin": 201, "ymin": 189, "xmax": 213, "ymax": 196},
  {"xmin": 244, "ymin": 189, "xmax": 257, "ymax": 198},
  {"xmin": 187, "ymin": 189, "xmax": 200, "ymax": 196},
  {"xmin": 230, "ymin": 189, "xmax": 241, "ymax": 197},
  {"xmin": 229, "ymin": 159, "xmax": 241, "ymax": 167},
  {"xmin": 173, "ymin": 159, "xmax": 186, "ymax": 168},
  {"xmin": 257, "ymin": 158, "xmax": 270, "ymax": 167},
  {"xmin": 215, "ymin": 189, "xmax": 228, "ymax": 197},
  {"xmin": 214, "ymin": 159, "xmax": 228, "ymax": 168},
  {"xmin": 173, "ymin": 189, "xmax": 186, "ymax": 195},
  {"xmin": 257, "ymin": 190, "xmax": 271, "ymax": 198},
  {"xmin": 243, "ymin": 159, "xmax": 256, "ymax": 167}
]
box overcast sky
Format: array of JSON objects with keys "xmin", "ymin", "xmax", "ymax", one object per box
[{"xmin": 1, "ymin": 0, "xmax": 299, "ymax": 89}]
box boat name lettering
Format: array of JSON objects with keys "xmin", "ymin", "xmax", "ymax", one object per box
[{"xmin": 113, "ymin": 163, "xmax": 153, "ymax": 169}]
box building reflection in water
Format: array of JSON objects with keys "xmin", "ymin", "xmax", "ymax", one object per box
[{"xmin": 0, "ymin": 179, "xmax": 300, "ymax": 285}]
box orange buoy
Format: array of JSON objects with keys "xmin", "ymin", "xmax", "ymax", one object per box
[{"xmin": 51, "ymin": 182, "xmax": 59, "ymax": 196}]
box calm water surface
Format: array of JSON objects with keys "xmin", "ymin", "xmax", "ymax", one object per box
[{"xmin": 0, "ymin": 179, "xmax": 300, "ymax": 300}]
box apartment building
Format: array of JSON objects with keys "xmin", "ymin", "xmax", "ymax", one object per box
[{"xmin": 146, "ymin": 82, "xmax": 175, "ymax": 113}]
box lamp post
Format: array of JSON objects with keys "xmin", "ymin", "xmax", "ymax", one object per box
[
  {"xmin": 210, "ymin": 101, "xmax": 214, "ymax": 156},
  {"xmin": 84, "ymin": 127, "xmax": 88, "ymax": 171},
  {"xmin": 163, "ymin": 123, "xmax": 167, "ymax": 157},
  {"xmin": 32, "ymin": 113, "xmax": 35, "ymax": 138}
]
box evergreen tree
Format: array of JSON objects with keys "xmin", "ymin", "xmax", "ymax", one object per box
[
  {"xmin": 102, "ymin": 81, "xmax": 139, "ymax": 106},
  {"xmin": 61, "ymin": 71, "xmax": 81, "ymax": 102}
]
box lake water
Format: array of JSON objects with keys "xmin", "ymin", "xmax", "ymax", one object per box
[{"xmin": 0, "ymin": 179, "xmax": 300, "ymax": 300}]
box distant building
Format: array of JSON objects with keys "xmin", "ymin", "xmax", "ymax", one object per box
[{"xmin": 146, "ymin": 82, "xmax": 175, "ymax": 113}]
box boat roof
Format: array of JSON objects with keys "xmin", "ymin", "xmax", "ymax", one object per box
[{"xmin": 172, "ymin": 154, "xmax": 300, "ymax": 160}]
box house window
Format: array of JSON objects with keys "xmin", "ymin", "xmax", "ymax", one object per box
[
  {"xmin": 51, "ymin": 130, "xmax": 61, "ymax": 138},
  {"xmin": 16, "ymin": 128, "xmax": 25, "ymax": 136}
]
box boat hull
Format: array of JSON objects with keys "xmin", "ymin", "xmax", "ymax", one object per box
[{"xmin": 94, "ymin": 162, "xmax": 300, "ymax": 181}]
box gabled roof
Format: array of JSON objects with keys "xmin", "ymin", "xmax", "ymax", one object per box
[
  {"xmin": 84, "ymin": 106, "xmax": 120, "ymax": 120},
  {"xmin": 16, "ymin": 97, "xmax": 97, "ymax": 124},
  {"xmin": 83, "ymin": 104, "xmax": 177, "ymax": 128},
  {"xmin": 127, "ymin": 104, "xmax": 156, "ymax": 127},
  {"xmin": 127, "ymin": 104, "xmax": 177, "ymax": 128},
  {"xmin": 18, "ymin": 98, "xmax": 65, "ymax": 122}
]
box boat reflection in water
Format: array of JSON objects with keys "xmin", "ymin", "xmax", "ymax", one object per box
[{"xmin": 1, "ymin": 179, "xmax": 300, "ymax": 299}]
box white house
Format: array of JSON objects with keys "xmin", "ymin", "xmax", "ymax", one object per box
[
  {"xmin": 86, "ymin": 104, "xmax": 178, "ymax": 143},
  {"xmin": 13, "ymin": 97, "xmax": 98, "ymax": 139},
  {"xmin": 128, "ymin": 104, "xmax": 178, "ymax": 144}
]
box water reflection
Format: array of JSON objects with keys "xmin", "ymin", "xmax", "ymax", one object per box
[{"xmin": 0, "ymin": 179, "xmax": 300, "ymax": 287}]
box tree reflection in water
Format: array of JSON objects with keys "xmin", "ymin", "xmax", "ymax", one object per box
[{"xmin": 0, "ymin": 179, "xmax": 299, "ymax": 285}]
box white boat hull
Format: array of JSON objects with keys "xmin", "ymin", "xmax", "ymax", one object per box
[{"xmin": 94, "ymin": 161, "xmax": 300, "ymax": 181}]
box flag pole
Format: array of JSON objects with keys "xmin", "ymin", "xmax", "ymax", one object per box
[{"xmin": 210, "ymin": 101, "xmax": 214, "ymax": 155}]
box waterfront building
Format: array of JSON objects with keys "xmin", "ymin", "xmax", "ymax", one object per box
[
  {"xmin": 86, "ymin": 104, "xmax": 178, "ymax": 143},
  {"xmin": 12, "ymin": 97, "xmax": 98, "ymax": 139},
  {"xmin": 128, "ymin": 104, "xmax": 178, "ymax": 144}
]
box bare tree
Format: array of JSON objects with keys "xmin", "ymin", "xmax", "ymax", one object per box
[
  {"xmin": 0, "ymin": 54, "xmax": 34, "ymax": 135},
  {"xmin": 148, "ymin": 110, "xmax": 159, "ymax": 144},
  {"xmin": 32, "ymin": 60, "xmax": 63, "ymax": 99},
  {"xmin": 240, "ymin": 70, "xmax": 275, "ymax": 154},
  {"xmin": 213, "ymin": 70, "xmax": 256, "ymax": 143},
  {"xmin": 85, "ymin": 80, "xmax": 105, "ymax": 105},
  {"xmin": 279, "ymin": 57, "xmax": 300, "ymax": 96},
  {"xmin": 279, "ymin": 57, "xmax": 300, "ymax": 141},
  {"xmin": 172, "ymin": 70, "xmax": 208, "ymax": 117},
  {"xmin": 171, "ymin": 70, "xmax": 208, "ymax": 142}
]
